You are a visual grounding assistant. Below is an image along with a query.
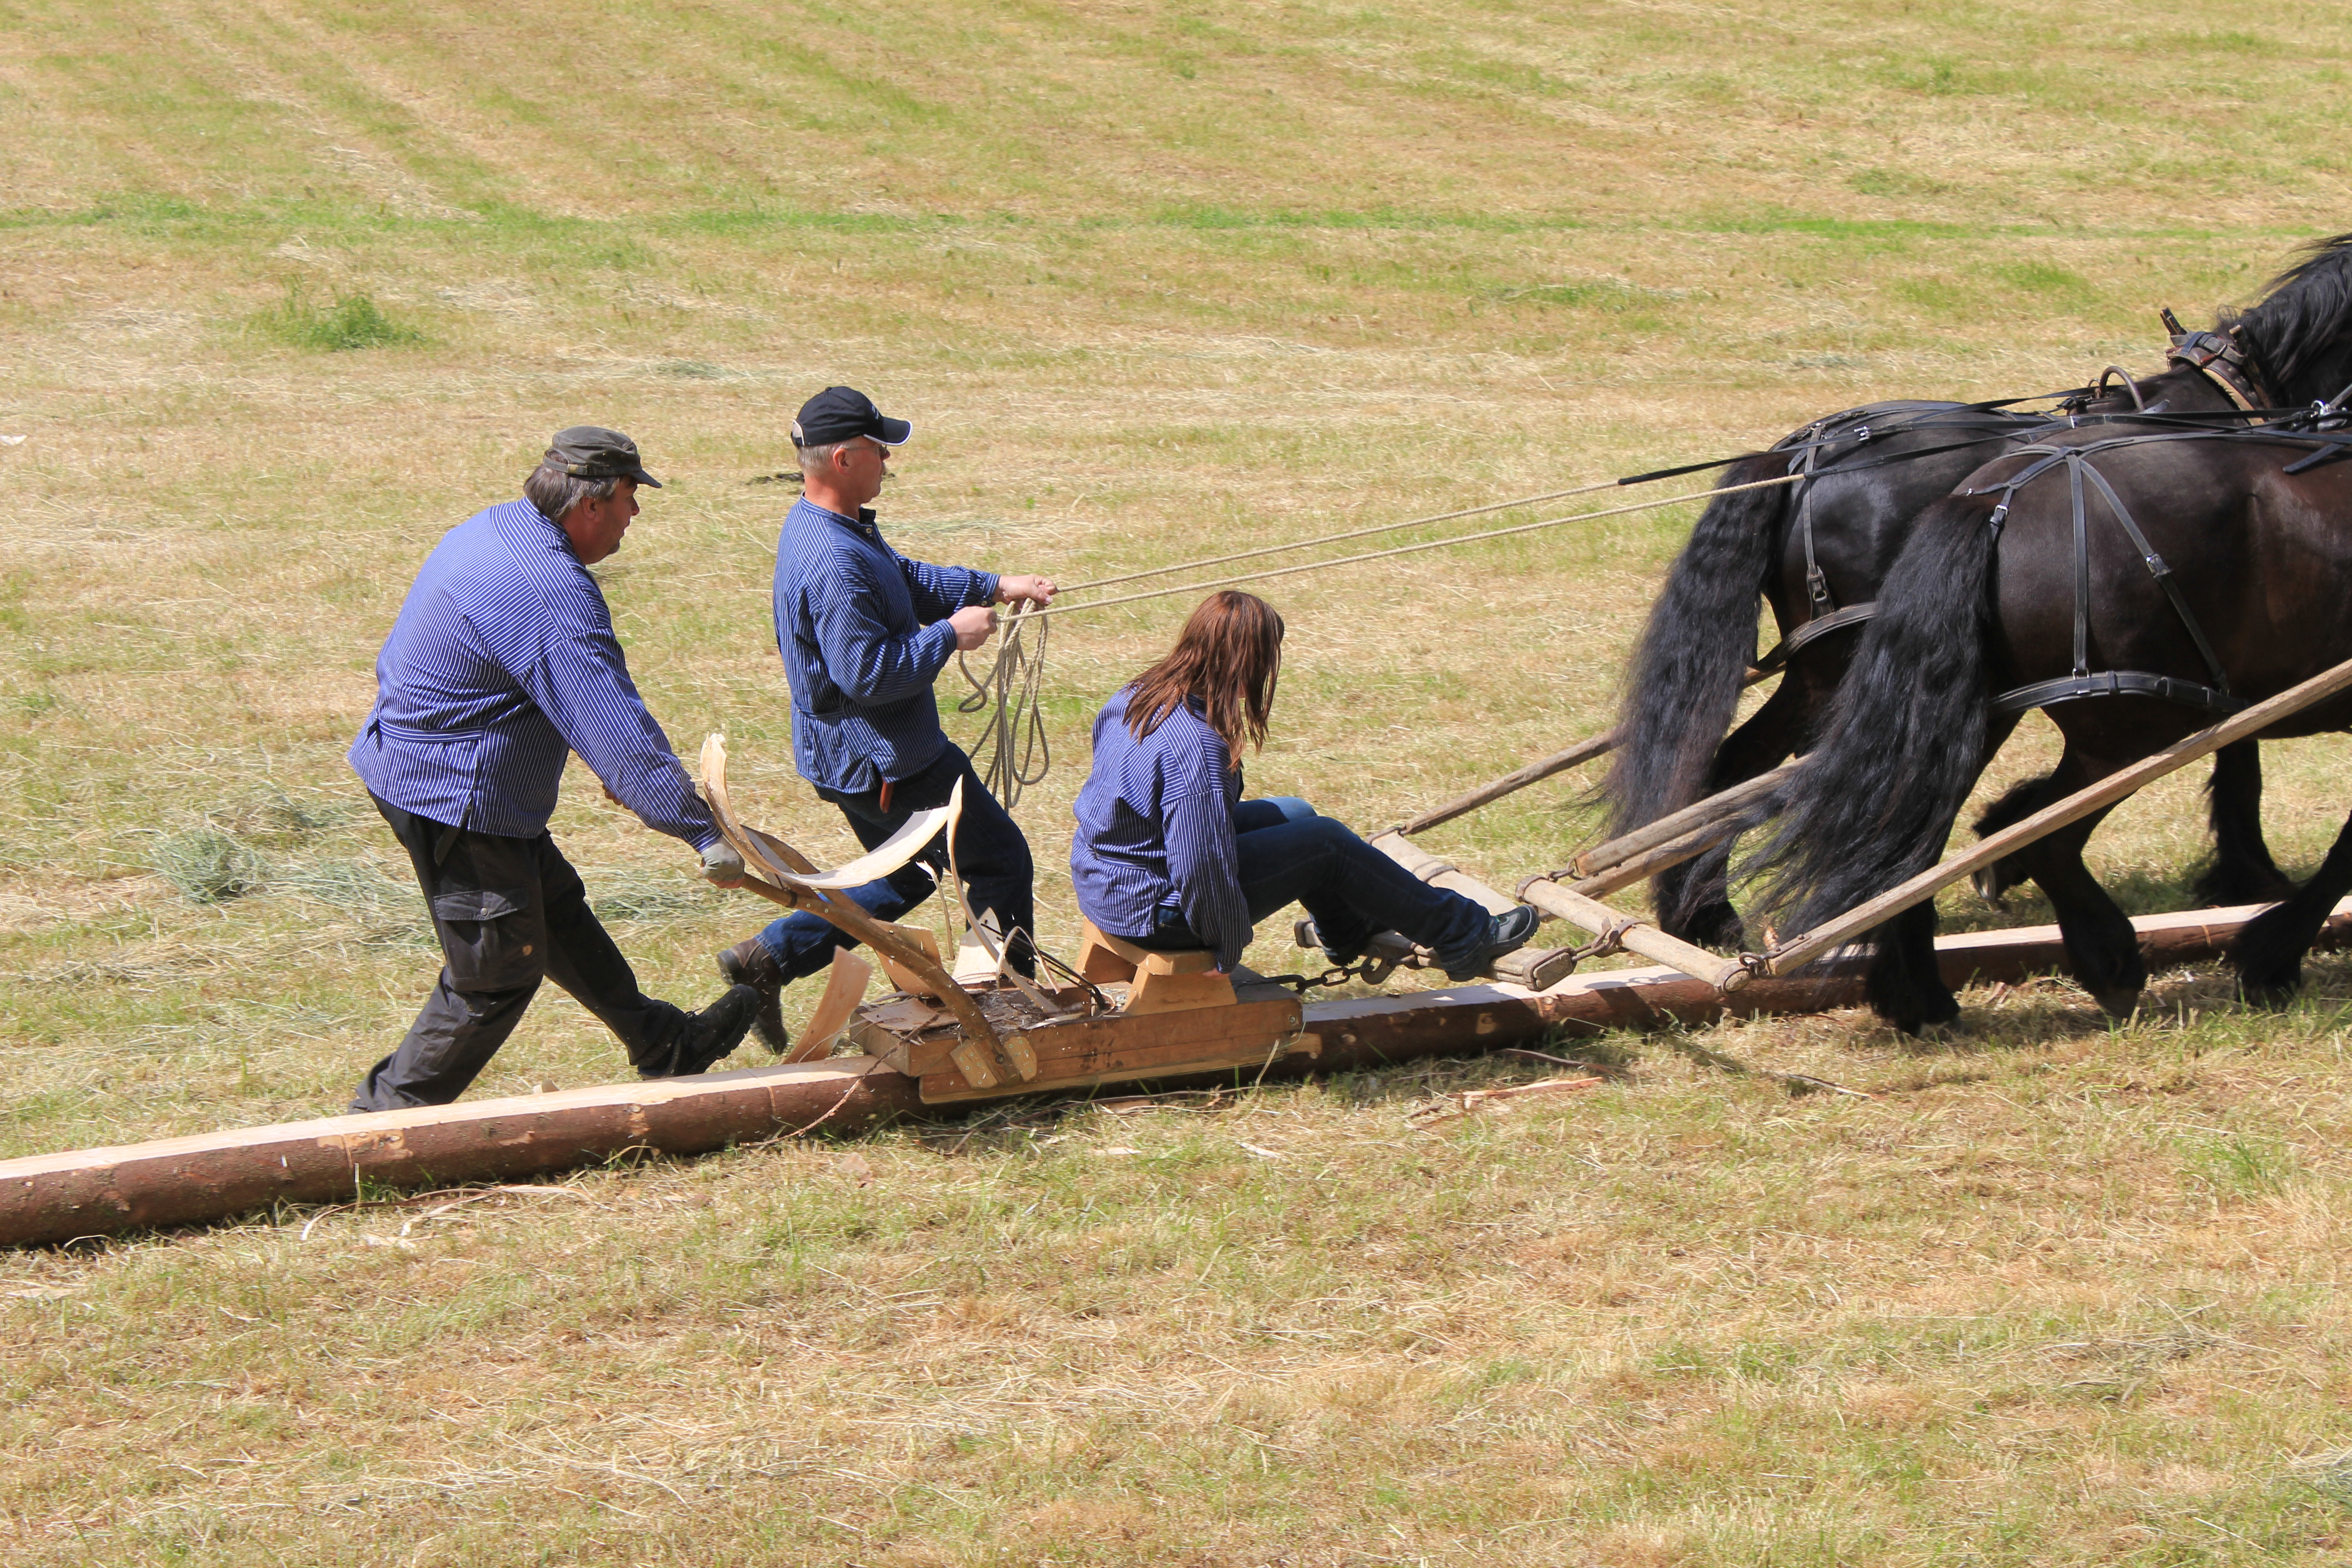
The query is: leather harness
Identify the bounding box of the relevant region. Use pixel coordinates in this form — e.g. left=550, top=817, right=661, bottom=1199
left=1967, top=432, right=2250, bottom=719
left=1752, top=404, right=2040, bottom=675
left=1753, top=318, right=2278, bottom=716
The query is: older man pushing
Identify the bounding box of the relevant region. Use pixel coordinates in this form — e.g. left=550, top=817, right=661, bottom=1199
left=348, top=427, right=758, bottom=1111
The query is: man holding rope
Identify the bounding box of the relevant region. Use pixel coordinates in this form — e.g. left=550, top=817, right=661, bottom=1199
left=716, top=387, right=1058, bottom=1048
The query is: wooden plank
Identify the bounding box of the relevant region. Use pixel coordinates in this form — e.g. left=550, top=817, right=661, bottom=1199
left=785, top=949, right=874, bottom=1063
left=916, top=995, right=1305, bottom=1104
left=1763, top=652, right=2352, bottom=978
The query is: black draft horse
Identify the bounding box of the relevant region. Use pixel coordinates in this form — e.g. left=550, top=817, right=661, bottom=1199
left=1603, top=363, right=2296, bottom=951
left=1745, top=233, right=2352, bottom=1031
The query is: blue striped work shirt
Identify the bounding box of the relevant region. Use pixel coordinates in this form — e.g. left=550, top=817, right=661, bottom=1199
left=774, top=498, right=998, bottom=794
left=1069, top=689, right=1252, bottom=971
left=349, top=499, right=719, bottom=849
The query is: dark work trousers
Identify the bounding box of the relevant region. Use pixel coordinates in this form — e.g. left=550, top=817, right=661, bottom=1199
left=353, top=794, right=690, bottom=1112
left=1132, top=797, right=1491, bottom=970
left=753, top=743, right=1036, bottom=978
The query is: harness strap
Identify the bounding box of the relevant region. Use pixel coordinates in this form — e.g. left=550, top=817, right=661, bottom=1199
left=1972, top=437, right=2241, bottom=719
left=1994, top=671, right=2247, bottom=718
left=2073, top=460, right=2234, bottom=696
left=1754, top=601, right=1877, bottom=675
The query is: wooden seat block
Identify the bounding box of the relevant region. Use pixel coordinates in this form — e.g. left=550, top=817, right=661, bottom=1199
left=1125, top=967, right=1237, bottom=1014
left=1076, top=919, right=1234, bottom=1013
left=1077, top=919, right=1218, bottom=978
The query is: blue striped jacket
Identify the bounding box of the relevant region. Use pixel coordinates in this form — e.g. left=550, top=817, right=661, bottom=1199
left=774, top=498, right=997, bottom=793
left=1069, top=689, right=1252, bottom=970
left=348, top=499, right=718, bottom=848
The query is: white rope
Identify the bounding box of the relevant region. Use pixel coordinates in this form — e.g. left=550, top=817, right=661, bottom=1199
left=1030, top=471, right=1803, bottom=620
left=1060, top=478, right=1635, bottom=593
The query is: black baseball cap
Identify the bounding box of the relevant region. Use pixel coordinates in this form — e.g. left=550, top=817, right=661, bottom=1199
left=545, top=426, right=662, bottom=488
left=791, top=386, right=912, bottom=449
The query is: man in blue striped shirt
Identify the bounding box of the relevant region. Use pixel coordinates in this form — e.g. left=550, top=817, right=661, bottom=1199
left=348, top=427, right=759, bottom=1110
left=716, top=388, right=1056, bottom=1044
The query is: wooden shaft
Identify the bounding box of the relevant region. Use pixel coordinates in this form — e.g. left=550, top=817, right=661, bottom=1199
left=1763, top=651, right=2352, bottom=977
left=1571, top=758, right=1798, bottom=877
left=1395, top=729, right=1619, bottom=837
left=1566, top=812, right=1747, bottom=901
left=1369, top=829, right=1518, bottom=914
left=1395, top=668, right=1774, bottom=838
left=1521, top=878, right=1754, bottom=992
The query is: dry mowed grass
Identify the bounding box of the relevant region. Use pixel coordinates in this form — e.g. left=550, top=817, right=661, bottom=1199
left=7, top=1, right=2352, bottom=1561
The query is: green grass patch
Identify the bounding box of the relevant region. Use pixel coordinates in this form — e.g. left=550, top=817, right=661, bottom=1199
left=250, top=285, right=427, bottom=352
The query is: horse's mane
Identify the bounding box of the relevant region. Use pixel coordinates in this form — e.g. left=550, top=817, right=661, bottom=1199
left=2222, top=232, right=2352, bottom=402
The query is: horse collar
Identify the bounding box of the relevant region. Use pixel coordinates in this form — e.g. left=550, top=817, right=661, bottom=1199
left=2165, top=325, right=2266, bottom=412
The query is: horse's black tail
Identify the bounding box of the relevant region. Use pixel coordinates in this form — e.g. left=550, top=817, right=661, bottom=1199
left=1743, top=494, right=1999, bottom=935
left=1602, top=457, right=1786, bottom=835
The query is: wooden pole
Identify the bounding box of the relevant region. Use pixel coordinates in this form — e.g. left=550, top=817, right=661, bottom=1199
left=1570, top=759, right=1797, bottom=878
left=1519, top=877, right=1756, bottom=993
left=1395, top=669, right=1773, bottom=838
left=1761, top=652, right=2352, bottom=979
left=1393, top=729, right=1619, bottom=837
left=6, top=899, right=2344, bottom=1246
left=1563, top=813, right=1749, bottom=901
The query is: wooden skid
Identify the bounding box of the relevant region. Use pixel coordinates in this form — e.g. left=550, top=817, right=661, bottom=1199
left=3, top=900, right=2344, bottom=1246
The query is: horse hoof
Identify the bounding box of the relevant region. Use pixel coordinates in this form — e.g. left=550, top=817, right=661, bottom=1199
left=1970, top=867, right=2006, bottom=906
left=2089, top=986, right=2142, bottom=1020
left=2235, top=970, right=2302, bottom=1009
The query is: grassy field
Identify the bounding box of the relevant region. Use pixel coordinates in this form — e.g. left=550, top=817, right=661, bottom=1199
left=7, top=0, right=2352, bottom=1560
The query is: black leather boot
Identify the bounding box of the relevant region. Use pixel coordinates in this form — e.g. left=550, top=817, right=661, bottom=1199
left=642, top=983, right=760, bottom=1078
left=715, top=937, right=791, bottom=1054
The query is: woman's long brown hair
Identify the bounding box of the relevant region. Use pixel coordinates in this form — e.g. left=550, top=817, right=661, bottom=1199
left=1124, top=590, right=1285, bottom=753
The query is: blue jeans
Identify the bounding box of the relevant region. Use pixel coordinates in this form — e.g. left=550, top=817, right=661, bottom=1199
left=1135, top=798, right=1491, bottom=971
left=751, top=744, right=1036, bottom=984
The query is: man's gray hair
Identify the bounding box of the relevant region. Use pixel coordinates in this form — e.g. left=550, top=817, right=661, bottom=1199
left=795, top=439, right=849, bottom=476
left=524, top=462, right=620, bottom=521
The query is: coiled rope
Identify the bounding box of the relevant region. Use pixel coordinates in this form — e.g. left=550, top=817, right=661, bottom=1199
left=956, top=602, right=1051, bottom=811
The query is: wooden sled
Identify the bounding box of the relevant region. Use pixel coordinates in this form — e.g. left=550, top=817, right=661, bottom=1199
left=701, top=736, right=1306, bottom=1103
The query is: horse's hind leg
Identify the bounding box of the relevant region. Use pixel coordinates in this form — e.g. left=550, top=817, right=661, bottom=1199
left=2232, top=808, right=2352, bottom=1004
left=2011, top=794, right=2145, bottom=1017
left=1864, top=900, right=1960, bottom=1033
left=1970, top=772, right=2071, bottom=904
left=1652, top=678, right=1811, bottom=949
left=2196, top=741, right=2295, bottom=907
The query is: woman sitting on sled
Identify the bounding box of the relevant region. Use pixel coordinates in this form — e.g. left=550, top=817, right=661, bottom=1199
left=1068, top=589, right=1539, bottom=978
